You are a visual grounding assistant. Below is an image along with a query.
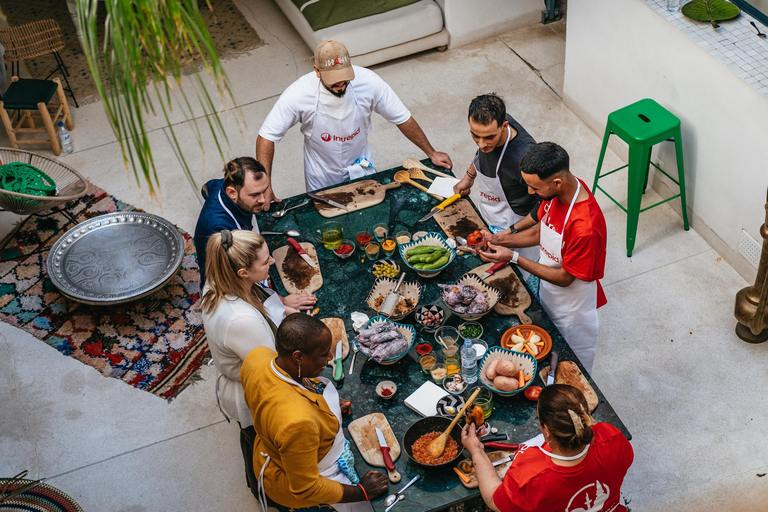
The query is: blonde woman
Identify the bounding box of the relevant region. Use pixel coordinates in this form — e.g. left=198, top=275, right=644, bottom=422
left=201, top=229, right=298, bottom=497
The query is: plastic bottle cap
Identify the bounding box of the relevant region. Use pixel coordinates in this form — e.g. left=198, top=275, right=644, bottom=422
left=58, top=122, right=64, bottom=126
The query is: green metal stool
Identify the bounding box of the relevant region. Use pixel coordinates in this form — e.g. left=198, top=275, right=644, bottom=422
left=592, top=98, right=689, bottom=257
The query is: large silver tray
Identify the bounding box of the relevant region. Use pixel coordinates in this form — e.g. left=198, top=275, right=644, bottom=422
left=46, top=212, right=185, bottom=305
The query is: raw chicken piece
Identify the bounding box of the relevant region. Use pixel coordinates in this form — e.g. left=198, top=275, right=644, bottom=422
left=370, top=330, right=401, bottom=344
left=372, top=337, right=409, bottom=361
left=460, top=285, right=478, bottom=304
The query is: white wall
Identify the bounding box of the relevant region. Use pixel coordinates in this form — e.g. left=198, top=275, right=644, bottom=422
left=436, top=0, right=542, bottom=48
left=563, top=0, right=768, bottom=271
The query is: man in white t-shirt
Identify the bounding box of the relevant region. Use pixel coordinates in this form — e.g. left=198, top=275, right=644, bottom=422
left=256, top=39, right=452, bottom=203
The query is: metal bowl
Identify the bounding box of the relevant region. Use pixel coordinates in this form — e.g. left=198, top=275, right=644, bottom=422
left=46, top=212, right=184, bottom=305
left=403, top=416, right=464, bottom=468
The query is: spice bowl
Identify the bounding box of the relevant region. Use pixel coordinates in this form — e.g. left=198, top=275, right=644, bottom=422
left=376, top=380, right=397, bottom=399
left=371, top=259, right=400, bottom=278
left=459, top=321, right=484, bottom=341
left=442, top=374, right=467, bottom=395
left=333, top=239, right=356, bottom=260
left=414, top=304, right=446, bottom=333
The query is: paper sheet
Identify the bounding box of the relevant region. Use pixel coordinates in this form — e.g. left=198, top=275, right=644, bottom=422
left=427, top=177, right=459, bottom=198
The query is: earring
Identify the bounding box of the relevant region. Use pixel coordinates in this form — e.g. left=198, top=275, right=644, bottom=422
left=297, top=364, right=301, bottom=380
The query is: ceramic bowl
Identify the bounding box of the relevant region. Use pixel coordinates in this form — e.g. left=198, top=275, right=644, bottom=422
left=370, top=258, right=400, bottom=279
left=353, top=316, right=416, bottom=365
left=442, top=374, right=467, bottom=395
left=477, top=347, right=538, bottom=397
left=365, top=276, right=422, bottom=321
left=459, top=321, right=484, bottom=340
left=439, top=273, right=501, bottom=321
left=399, top=232, right=456, bottom=278
left=500, top=324, right=552, bottom=362
left=376, top=380, right=397, bottom=399
left=413, top=304, right=447, bottom=332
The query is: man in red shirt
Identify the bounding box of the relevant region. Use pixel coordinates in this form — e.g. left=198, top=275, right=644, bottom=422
left=479, top=142, right=607, bottom=372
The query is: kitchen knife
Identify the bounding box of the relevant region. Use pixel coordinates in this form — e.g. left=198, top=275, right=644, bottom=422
left=333, top=342, right=343, bottom=381
left=375, top=427, right=402, bottom=483
left=307, top=191, right=349, bottom=211
left=286, top=238, right=318, bottom=269
left=481, top=262, right=506, bottom=280
left=547, top=351, right=559, bottom=386
left=418, top=193, right=462, bottom=222
left=484, top=442, right=519, bottom=451
left=493, top=456, right=512, bottom=467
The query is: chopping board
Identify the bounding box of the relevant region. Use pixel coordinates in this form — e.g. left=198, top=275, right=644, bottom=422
left=456, top=450, right=515, bottom=489
left=272, top=242, right=323, bottom=294
left=434, top=199, right=487, bottom=241
left=469, top=263, right=532, bottom=323
left=321, top=317, right=349, bottom=377
left=539, top=361, right=599, bottom=412
left=312, top=180, right=401, bottom=218
left=348, top=413, right=401, bottom=483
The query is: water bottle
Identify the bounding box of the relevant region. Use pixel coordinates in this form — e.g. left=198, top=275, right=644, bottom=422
left=58, top=122, right=73, bottom=154
left=461, top=338, right=478, bottom=383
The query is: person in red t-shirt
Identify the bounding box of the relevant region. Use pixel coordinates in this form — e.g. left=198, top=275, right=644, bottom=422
left=461, top=384, right=633, bottom=512
left=478, top=142, right=607, bottom=372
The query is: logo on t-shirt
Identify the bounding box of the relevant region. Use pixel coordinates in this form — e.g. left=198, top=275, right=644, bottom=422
left=566, top=480, right=612, bottom=512
left=321, top=132, right=331, bottom=142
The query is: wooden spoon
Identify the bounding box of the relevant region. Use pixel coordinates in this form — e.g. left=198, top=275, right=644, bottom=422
left=408, top=168, right=433, bottom=183
left=402, top=158, right=452, bottom=179
left=427, top=387, right=481, bottom=458
left=394, top=170, right=444, bottom=200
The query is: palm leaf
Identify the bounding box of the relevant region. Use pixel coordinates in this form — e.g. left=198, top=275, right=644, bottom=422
left=75, top=0, right=240, bottom=198
left=682, top=0, right=740, bottom=28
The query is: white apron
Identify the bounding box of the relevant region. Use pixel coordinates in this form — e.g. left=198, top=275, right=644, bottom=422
left=538, top=181, right=599, bottom=373
left=304, top=83, right=375, bottom=191
left=474, top=126, right=538, bottom=280
left=258, top=362, right=373, bottom=512
left=217, top=190, right=285, bottom=324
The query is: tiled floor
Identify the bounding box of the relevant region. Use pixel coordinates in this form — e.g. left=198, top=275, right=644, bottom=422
left=2, top=2, right=766, bottom=511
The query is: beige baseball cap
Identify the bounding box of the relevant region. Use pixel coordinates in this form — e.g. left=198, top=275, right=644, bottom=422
left=314, top=40, right=355, bottom=84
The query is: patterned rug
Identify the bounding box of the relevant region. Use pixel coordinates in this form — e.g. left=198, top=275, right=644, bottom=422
left=0, top=183, right=207, bottom=400
left=0, top=0, right=264, bottom=105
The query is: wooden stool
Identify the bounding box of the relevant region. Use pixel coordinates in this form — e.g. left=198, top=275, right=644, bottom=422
left=0, top=18, right=78, bottom=107
left=0, top=77, right=74, bottom=156
left=592, top=98, right=689, bottom=257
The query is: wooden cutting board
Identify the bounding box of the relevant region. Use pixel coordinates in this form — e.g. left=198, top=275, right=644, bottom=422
left=348, top=413, right=401, bottom=483
left=456, top=450, right=514, bottom=489
left=469, top=263, right=532, bottom=323
left=539, top=361, right=599, bottom=412
left=322, top=318, right=349, bottom=377
left=312, top=180, right=401, bottom=218
left=272, top=242, right=323, bottom=294
left=434, top=199, right=487, bottom=241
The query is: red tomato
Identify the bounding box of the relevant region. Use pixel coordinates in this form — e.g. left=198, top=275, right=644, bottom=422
left=524, top=386, right=542, bottom=401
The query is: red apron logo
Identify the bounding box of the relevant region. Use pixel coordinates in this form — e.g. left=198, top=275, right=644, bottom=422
left=321, top=132, right=331, bottom=142
left=320, top=127, right=361, bottom=143
left=479, top=191, right=502, bottom=202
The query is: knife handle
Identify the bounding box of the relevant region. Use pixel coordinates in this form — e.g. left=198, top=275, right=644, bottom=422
left=306, top=191, right=325, bottom=203
left=333, top=358, right=343, bottom=381
left=487, top=261, right=506, bottom=276
left=484, top=442, right=519, bottom=450
left=380, top=446, right=401, bottom=483
left=437, top=193, right=462, bottom=210
left=549, top=351, right=558, bottom=374
left=286, top=238, right=304, bottom=254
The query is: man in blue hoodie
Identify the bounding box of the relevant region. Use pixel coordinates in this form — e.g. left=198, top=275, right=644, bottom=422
left=194, top=157, right=316, bottom=311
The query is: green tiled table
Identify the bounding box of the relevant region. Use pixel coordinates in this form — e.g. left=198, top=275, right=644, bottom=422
left=257, top=162, right=631, bottom=512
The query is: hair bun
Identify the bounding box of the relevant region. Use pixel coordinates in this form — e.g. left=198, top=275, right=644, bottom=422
left=221, top=230, right=233, bottom=251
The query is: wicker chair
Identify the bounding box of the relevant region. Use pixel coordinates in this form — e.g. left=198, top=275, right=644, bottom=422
left=0, top=147, right=87, bottom=216
left=0, top=18, right=78, bottom=107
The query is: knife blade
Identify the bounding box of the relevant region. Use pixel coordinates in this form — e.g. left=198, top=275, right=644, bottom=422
left=307, top=191, right=349, bottom=211
left=375, top=427, right=401, bottom=483
left=333, top=341, right=343, bottom=381
left=547, top=351, right=559, bottom=386
left=493, top=456, right=512, bottom=467
left=286, top=238, right=318, bottom=269
left=481, top=262, right=506, bottom=280
left=480, top=433, right=509, bottom=443
left=418, top=193, right=462, bottom=222
left=484, top=442, right=520, bottom=451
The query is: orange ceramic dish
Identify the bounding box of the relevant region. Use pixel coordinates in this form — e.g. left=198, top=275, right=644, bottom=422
left=500, top=325, right=552, bottom=362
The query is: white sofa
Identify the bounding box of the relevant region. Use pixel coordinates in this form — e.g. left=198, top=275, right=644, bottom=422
left=273, top=0, right=449, bottom=67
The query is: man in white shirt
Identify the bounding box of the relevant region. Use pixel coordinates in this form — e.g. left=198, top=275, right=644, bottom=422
left=256, top=39, right=452, bottom=204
